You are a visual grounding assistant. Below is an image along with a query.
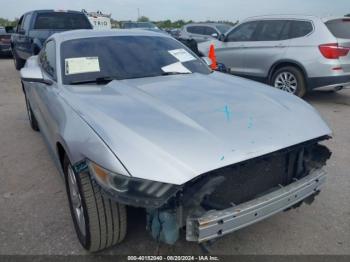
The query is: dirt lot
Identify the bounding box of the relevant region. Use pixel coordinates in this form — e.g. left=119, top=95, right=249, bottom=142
left=0, top=57, right=349, bottom=255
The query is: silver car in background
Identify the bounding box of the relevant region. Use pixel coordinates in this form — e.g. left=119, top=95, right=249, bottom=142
left=180, top=22, right=232, bottom=43
left=198, top=15, right=350, bottom=97
left=20, top=29, right=331, bottom=252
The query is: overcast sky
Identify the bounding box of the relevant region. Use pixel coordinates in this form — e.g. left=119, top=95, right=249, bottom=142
left=1, top=0, right=349, bottom=21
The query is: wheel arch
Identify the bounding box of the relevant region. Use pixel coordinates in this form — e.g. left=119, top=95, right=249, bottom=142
left=268, top=60, right=308, bottom=83
left=56, top=141, right=72, bottom=174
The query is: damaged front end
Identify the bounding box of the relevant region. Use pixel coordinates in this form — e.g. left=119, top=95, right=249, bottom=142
left=146, top=137, right=331, bottom=245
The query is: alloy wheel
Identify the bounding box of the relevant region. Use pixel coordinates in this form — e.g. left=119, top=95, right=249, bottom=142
left=67, top=165, right=86, bottom=236
left=274, top=72, right=298, bottom=94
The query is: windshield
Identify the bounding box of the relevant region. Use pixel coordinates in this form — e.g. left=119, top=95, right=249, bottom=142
left=216, top=24, right=231, bottom=34
left=34, top=12, right=92, bottom=30
left=61, top=36, right=210, bottom=85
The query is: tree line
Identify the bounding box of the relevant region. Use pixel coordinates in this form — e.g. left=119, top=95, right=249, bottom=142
left=134, top=16, right=238, bottom=28
left=0, top=17, right=18, bottom=27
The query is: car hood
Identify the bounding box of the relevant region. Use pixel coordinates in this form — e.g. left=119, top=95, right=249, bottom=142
left=60, top=72, right=331, bottom=184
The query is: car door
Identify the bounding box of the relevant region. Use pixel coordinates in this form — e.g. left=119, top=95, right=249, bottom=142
left=13, top=15, right=24, bottom=57
left=186, top=26, right=208, bottom=43
left=243, top=20, right=291, bottom=78
left=215, top=21, right=259, bottom=75
left=16, top=13, right=33, bottom=59
left=32, top=40, right=61, bottom=150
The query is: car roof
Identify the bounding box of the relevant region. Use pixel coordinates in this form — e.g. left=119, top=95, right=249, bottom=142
left=50, top=29, right=171, bottom=44
left=25, top=9, right=85, bottom=15
left=243, top=14, right=320, bottom=22
left=186, top=23, right=230, bottom=27
left=321, top=16, right=350, bottom=22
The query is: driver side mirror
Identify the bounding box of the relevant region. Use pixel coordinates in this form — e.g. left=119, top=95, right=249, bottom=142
left=211, top=33, right=218, bottom=39
left=20, top=64, right=53, bottom=86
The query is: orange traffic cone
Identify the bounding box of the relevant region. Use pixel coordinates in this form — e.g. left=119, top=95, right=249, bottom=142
left=208, top=44, right=218, bottom=70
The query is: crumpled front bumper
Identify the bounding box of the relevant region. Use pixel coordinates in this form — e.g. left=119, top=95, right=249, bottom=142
left=186, top=168, right=326, bottom=242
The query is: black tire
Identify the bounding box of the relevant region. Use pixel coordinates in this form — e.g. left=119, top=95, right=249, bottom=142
left=13, top=49, right=25, bottom=70
left=64, top=156, right=127, bottom=252
left=271, top=66, right=307, bottom=97
left=24, top=92, right=40, bottom=131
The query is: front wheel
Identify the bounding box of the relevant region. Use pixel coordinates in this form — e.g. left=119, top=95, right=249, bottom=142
left=271, top=66, right=306, bottom=97
left=64, top=156, right=127, bottom=252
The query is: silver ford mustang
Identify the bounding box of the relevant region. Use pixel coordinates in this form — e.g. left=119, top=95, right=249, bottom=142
left=20, top=30, right=332, bottom=252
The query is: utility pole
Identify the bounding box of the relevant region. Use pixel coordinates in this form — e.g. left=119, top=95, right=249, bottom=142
left=137, top=8, right=140, bottom=20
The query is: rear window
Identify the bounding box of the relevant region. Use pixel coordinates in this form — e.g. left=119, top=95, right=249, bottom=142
left=34, top=12, right=92, bottom=30
left=326, top=19, right=350, bottom=39
left=289, top=21, right=313, bottom=38
left=187, top=26, right=204, bottom=34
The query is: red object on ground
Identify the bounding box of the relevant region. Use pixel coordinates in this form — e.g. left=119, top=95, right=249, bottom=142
left=208, top=44, right=218, bottom=70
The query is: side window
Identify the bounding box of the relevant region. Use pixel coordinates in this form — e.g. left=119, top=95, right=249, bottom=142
left=204, top=27, right=217, bottom=36
left=254, top=20, right=287, bottom=41
left=187, top=26, right=209, bottom=35
left=226, top=21, right=259, bottom=42
left=187, top=26, right=199, bottom=34
left=289, top=21, right=313, bottom=38
left=16, top=16, right=23, bottom=32
left=39, top=41, right=56, bottom=80
left=23, top=13, right=32, bottom=31
left=280, top=21, right=292, bottom=40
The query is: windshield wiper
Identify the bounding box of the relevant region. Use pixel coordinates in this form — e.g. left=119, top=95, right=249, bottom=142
left=69, top=76, right=118, bottom=85
left=161, top=72, right=192, bottom=76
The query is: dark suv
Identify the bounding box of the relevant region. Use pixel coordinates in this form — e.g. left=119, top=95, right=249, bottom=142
left=11, top=10, right=92, bottom=70
left=0, top=26, right=14, bottom=56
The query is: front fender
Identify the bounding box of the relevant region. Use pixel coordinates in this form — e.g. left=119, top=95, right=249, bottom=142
left=55, top=94, right=130, bottom=177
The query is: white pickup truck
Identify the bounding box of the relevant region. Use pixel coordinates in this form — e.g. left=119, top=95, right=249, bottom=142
left=83, top=10, right=112, bottom=30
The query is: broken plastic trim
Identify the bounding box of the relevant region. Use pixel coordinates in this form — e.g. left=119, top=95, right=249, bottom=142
left=186, top=168, right=327, bottom=242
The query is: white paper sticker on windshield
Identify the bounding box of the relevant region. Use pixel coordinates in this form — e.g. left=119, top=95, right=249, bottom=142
left=161, top=62, right=191, bottom=74
left=65, top=57, right=100, bottom=75
left=168, top=48, right=196, bottom=63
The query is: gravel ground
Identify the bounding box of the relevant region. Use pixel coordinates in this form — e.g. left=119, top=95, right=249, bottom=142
left=0, top=57, right=349, bottom=255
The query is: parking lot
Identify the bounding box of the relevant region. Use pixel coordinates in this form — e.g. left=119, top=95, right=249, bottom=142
left=0, top=56, right=349, bottom=255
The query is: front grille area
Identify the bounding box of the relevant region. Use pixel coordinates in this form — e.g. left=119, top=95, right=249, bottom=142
left=204, top=153, right=289, bottom=209
left=197, top=142, right=322, bottom=210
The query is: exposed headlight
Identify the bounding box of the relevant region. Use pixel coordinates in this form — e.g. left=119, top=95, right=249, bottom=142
left=87, top=161, right=181, bottom=208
